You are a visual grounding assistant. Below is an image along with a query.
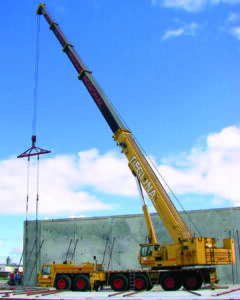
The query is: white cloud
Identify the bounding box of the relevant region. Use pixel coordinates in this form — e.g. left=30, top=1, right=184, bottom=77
left=162, top=28, right=185, bottom=40
left=230, top=26, right=240, bottom=39
left=159, top=126, right=240, bottom=206
left=225, top=13, right=240, bottom=40
left=75, top=149, right=136, bottom=196
left=0, top=126, right=239, bottom=216
left=162, top=22, right=198, bottom=40
left=221, top=12, right=240, bottom=40
left=153, top=0, right=240, bottom=12
left=162, top=0, right=207, bottom=12
left=70, top=215, right=86, bottom=218
left=212, top=0, right=240, bottom=3
left=0, top=150, right=135, bottom=216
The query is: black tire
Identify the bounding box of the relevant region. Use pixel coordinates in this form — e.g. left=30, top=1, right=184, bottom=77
left=161, top=273, right=182, bottom=291
left=183, top=272, right=203, bottom=290
left=134, top=274, right=149, bottom=291
left=110, top=274, right=128, bottom=291
left=73, top=274, right=90, bottom=291
left=54, top=274, right=71, bottom=290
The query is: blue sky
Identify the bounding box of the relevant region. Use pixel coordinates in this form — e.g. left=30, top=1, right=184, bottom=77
left=0, top=0, right=239, bottom=264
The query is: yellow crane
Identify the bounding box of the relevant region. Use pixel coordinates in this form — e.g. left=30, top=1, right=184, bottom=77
left=36, top=3, right=236, bottom=291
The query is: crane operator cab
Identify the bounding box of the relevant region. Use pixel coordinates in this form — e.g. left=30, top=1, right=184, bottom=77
left=139, top=243, right=163, bottom=268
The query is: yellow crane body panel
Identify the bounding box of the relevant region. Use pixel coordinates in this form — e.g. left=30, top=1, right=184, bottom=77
left=139, top=237, right=235, bottom=269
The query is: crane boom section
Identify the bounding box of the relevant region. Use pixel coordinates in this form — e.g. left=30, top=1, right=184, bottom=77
left=114, top=128, right=193, bottom=242
left=37, top=4, right=124, bottom=134
left=37, top=3, right=192, bottom=243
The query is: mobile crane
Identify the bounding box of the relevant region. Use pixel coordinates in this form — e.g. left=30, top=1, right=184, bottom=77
left=36, top=3, right=236, bottom=292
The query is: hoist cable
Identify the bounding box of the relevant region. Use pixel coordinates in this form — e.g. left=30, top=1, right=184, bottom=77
left=26, top=156, right=30, bottom=224
left=152, top=158, right=202, bottom=236
left=35, top=156, right=40, bottom=273
left=36, top=156, right=40, bottom=223
left=32, top=15, right=41, bottom=137
left=24, top=156, right=31, bottom=268
left=32, top=15, right=41, bottom=271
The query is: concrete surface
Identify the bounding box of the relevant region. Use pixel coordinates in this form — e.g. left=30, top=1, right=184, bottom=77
left=23, top=207, right=240, bottom=286
left=1, top=285, right=240, bottom=299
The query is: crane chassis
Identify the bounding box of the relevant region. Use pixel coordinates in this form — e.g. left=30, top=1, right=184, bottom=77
left=38, top=261, right=217, bottom=291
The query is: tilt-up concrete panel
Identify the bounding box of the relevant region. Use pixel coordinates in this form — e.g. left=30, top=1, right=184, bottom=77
left=23, top=207, right=240, bottom=286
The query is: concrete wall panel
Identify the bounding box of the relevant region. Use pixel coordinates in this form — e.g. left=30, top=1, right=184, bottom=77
left=23, top=207, right=240, bottom=286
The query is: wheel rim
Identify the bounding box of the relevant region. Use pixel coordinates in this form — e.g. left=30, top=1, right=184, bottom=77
left=58, top=279, right=66, bottom=289
left=165, top=277, right=175, bottom=288
left=186, top=277, right=197, bottom=288
left=135, top=278, right=144, bottom=289
left=114, top=279, right=123, bottom=289
left=76, top=279, right=85, bottom=289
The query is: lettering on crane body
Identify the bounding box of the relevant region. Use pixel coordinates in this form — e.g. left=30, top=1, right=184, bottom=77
left=82, top=75, right=103, bottom=109
left=130, top=155, right=158, bottom=203
left=67, top=50, right=82, bottom=73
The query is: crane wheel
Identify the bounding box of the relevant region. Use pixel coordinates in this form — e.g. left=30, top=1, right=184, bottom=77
left=183, top=272, right=203, bottom=290
left=134, top=274, right=149, bottom=291
left=110, top=274, right=128, bottom=291
left=54, top=274, right=71, bottom=290
left=160, top=273, right=181, bottom=291
left=73, top=274, right=90, bottom=291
